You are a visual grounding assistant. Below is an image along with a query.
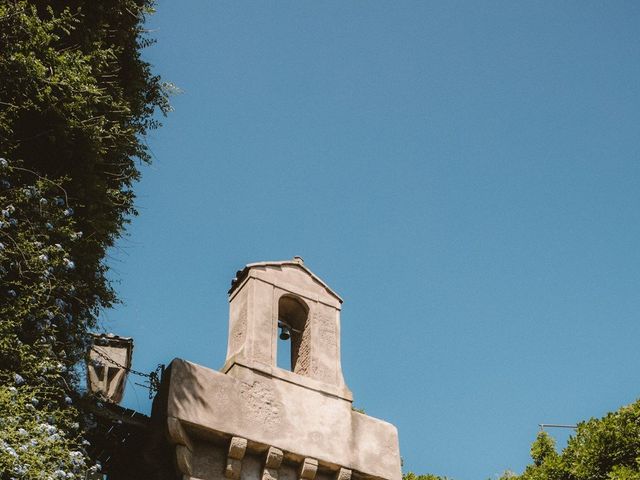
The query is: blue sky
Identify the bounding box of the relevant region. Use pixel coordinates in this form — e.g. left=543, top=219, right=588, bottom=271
left=104, top=2, right=640, bottom=479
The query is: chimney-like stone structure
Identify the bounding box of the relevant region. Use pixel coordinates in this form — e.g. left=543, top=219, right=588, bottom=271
left=87, top=333, right=133, bottom=404
left=155, top=259, right=401, bottom=480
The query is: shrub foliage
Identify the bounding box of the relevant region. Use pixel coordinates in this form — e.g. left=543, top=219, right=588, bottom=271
left=0, top=0, right=168, bottom=477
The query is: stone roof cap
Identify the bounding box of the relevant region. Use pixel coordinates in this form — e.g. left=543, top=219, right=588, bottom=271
left=228, top=257, right=343, bottom=303
left=90, top=332, right=133, bottom=343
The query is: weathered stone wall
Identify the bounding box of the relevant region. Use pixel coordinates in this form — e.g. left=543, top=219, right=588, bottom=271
left=160, top=260, right=401, bottom=480
left=160, top=360, right=401, bottom=480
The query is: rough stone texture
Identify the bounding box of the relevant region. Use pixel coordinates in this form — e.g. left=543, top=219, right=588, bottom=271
left=239, top=378, right=282, bottom=433
left=292, top=312, right=312, bottom=376
left=229, top=437, right=248, bottom=460
left=311, top=306, right=339, bottom=385
left=335, top=469, right=352, bottom=480
left=157, top=260, right=402, bottom=480
left=225, top=437, right=248, bottom=479
left=299, top=458, right=318, bottom=480
left=262, top=447, right=284, bottom=480
left=265, top=447, right=284, bottom=469
left=191, top=441, right=226, bottom=480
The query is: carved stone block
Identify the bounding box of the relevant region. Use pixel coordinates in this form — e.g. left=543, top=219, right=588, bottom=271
left=228, top=436, right=248, bottom=460
left=225, top=436, right=248, bottom=479
left=262, top=446, right=284, bottom=480
left=335, top=468, right=352, bottom=480
left=265, top=446, right=283, bottom=469
left=299, top=458, right=318, bottom=480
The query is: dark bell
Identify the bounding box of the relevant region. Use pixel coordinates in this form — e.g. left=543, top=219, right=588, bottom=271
left=279, top=326, right=291, bottom=340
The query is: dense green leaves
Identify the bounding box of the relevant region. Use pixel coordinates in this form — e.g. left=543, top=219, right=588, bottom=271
left=406, top=400, right=640, bottom=480
left=0, top=162, right=99, bottom=477
left=508, top=400, right=640, bottom=480
left=404, top=472, right=452, bottom=480
left=0, top=0, right=167, bottom=477
left=531, top=432, right=557, bottom=467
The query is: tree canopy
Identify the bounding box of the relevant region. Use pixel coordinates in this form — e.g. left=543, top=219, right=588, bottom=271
left=404, top=472, right=451, bottom=480
left=509, top=399, right=640, bottom=480
left=404, top=398, right=640, bottom=480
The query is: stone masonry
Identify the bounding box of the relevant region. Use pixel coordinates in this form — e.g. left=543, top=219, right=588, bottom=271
left=153, top=258, right=402, bottom=480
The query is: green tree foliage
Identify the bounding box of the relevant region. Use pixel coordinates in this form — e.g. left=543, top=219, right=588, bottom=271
left=0, top=0, right=168, bottom=477
left=404, top=471, right=452, bottom=480
left=407, top=400, right=640, bottom=480
left=510, top=400, right=640, bottom=480
left=531, top=432, right=557, bottom=467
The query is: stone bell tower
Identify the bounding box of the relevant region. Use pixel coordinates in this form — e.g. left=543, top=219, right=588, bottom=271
left=155, top=258, right=401, bottom=480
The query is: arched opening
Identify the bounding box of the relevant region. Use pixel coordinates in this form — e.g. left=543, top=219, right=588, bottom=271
left=277, top=295, right=310, bottom=374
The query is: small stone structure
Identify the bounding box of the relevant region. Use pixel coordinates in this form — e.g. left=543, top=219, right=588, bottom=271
left=154, top=258, right=401, bottom=480
left=87, top=333, right=134, bottom=404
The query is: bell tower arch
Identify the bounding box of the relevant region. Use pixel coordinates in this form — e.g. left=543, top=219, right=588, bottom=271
left=223, top=257, right=349, bottom=399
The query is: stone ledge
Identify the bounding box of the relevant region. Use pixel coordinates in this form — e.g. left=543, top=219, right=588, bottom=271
left=221, top=357, right=354, bottom=402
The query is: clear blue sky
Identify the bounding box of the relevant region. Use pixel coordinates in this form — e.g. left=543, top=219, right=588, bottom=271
left=104, top=2, right=640, bottom=479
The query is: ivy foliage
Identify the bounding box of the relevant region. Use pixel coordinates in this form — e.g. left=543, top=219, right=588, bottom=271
left=0, top=0, right=168, bottom=477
